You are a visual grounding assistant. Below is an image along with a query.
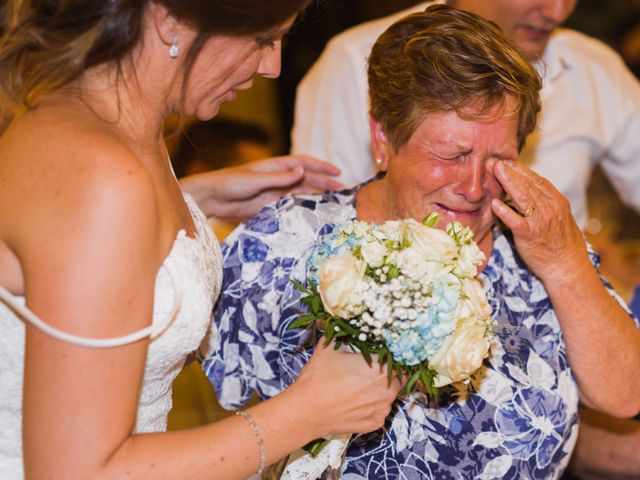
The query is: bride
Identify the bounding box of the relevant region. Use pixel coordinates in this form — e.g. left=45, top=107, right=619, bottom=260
left=0, top=1, right=401, bottom=478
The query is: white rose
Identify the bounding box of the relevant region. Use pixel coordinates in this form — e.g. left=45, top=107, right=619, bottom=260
left=405, top=219, right=457, bottom=262
left=453, top=243, right=485, bottom=278
left=361, top=240, right=387, bottom=267
left=396, top=246, right=428, bottom=280
left=385, top=250, right=399, bottom=265
left=459, top=278, right=492, bottom=320
left=318, top=253, right=366, bottom=317
left=352, top=220, right=371, bottom=239
left=379, top=220, right=404, bottom=243
left=423, top=260, right=453, bottom=280
left=430, top=318, right=491, bottom=387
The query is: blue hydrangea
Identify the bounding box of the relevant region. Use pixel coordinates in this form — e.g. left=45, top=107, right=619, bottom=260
left=384, top=279, right=461, bottom=366
left=307, top=227, right=368, bottom=285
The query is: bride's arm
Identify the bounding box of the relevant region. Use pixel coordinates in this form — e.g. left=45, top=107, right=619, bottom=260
left=109, top=346, right=396, bottom=479
left=16, top=138, right=395, bottom=480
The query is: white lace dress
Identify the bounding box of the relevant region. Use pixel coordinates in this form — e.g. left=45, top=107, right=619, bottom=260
left=0, top=194, right=222, bottom=479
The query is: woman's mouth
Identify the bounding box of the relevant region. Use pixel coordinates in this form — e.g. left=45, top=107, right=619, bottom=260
left=434, top=203, right=481, bottom=218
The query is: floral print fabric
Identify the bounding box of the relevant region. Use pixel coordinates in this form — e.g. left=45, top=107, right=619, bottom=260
left=201, top=186, right=636, bottom=479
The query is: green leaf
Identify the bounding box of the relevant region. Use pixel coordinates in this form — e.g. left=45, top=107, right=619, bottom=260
left=335, top=319, right=359, bottom=336
left=378, top=349, right=387, bottom=365
left=406, top=371, right=421, bottom=395
left=386, top=355, right=394, bottom=380
left=420, top=370, right=433, bottom=391
left=310, top=296, right=320, bottom=314
left=387, top=264, right=400, bottom=280
left=394, top=362, right=404, bottom=379
left=357, top=342, right=373, bottom=366
left=302, top=438, right=330, bottom=457
left=422, top=212, right=440, bottom=228
left=288, top=313, right=316, bottom=330
left=290, top=278, right=311, bottom=294
left=333, top=330, right=351, bottom=339
left=325, top=324, right=336, bottom=342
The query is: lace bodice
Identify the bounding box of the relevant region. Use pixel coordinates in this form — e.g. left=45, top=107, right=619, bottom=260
left=0, top=193, right=222, bottom=479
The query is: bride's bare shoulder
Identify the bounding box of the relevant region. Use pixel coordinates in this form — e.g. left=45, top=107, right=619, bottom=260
left=2, top=101, right=154, bottom=194
left=5, top=102, right=142, bottom=167
left=0, top=101, right=159, bottom=255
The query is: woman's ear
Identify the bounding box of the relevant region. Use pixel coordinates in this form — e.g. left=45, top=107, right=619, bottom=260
left=369, top=116, right=390, bottom=172
left=148, top=1, right=180, bottom=47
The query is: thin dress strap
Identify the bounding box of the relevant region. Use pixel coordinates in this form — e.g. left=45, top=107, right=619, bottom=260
left=0, top=258, right=183, bottom=348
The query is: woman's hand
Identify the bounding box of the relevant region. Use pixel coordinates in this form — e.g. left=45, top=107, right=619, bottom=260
left=489, top=160, right=640, bottom=417
left=179, top=155, right=344, bottom=219
left=290, top=340, right=402, bottom=438
left=489, top=159, right=589, bottom=286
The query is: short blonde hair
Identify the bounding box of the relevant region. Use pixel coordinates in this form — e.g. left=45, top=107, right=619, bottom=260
left=368, top=4, right=541, bottom=152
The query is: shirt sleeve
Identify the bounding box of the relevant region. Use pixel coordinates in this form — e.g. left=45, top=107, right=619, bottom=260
left=597, top=59, right=640, bottom=215
left=200, top=201, right=316, bottom=409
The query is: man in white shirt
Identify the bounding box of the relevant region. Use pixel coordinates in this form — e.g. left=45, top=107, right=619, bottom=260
left=291, top=1, right=640, bottom=477
left=291, top=0, right=640, bottom=229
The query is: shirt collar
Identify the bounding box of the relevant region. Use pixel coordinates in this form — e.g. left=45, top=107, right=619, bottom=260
left=535, top=29, right=571, bottom=88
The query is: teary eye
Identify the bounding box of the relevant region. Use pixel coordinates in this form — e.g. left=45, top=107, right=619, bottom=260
left=439, top=153, right=466, bottom=163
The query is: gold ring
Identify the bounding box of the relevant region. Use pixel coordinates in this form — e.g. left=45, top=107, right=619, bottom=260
left=521, top=204, right=537, bottom=217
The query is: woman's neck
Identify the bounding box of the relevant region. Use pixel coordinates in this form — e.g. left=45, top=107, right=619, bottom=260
left=354, top=178, right=390, bottom=223
left=76, top=64, right=167, bottom=144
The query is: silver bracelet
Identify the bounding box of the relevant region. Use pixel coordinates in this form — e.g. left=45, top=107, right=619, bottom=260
left=236, top=410, right=266, bottom=475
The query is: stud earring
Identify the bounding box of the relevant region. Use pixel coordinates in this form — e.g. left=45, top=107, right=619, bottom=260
left=375, top=157, right=382, bottom=165
left=169, top=36, right=179, bottom=58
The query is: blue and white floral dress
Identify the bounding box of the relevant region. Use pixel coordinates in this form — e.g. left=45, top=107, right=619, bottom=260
left=201, top=186, right=636, bottom=480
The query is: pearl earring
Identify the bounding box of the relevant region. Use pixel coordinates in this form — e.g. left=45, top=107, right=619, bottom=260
left=375, top=158, right=382, bottom=165
left=169, top=36, right=179, bottom=58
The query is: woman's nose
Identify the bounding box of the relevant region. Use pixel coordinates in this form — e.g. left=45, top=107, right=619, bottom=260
left=257, top=42, right=282, bottom=79
left=457, top=160, right=486, bottom=203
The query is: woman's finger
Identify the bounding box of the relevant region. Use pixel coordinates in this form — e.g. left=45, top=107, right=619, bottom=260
left=494, top=161, right=540, bottom=216
left=291, top=170, right=345, bottom=193
left=247, top=155, right=342, bottom=176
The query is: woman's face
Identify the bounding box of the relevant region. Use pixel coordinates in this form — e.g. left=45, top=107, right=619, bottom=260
left=377, top=97, right=520, bottom=250
left=184, top=18, right=294, bottom=120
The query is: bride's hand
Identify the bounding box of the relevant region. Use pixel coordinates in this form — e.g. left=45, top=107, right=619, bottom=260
left=178, top=155, right=344, bottom=219
left=290, top=340, right=402, bottom=438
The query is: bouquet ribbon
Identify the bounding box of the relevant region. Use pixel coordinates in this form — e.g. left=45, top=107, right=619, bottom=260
left=281, top=433, right=351, bottom=480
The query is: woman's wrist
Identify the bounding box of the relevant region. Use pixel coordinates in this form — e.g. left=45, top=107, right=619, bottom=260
left=538, top=251, right=594, bottom=290
left=236, top=411, right=266, bottom=475
left=276, top=376, right=328, bottom=440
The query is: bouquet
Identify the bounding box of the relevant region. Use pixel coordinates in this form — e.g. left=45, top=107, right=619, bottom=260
left=281, top=214, right=495, bottom=480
